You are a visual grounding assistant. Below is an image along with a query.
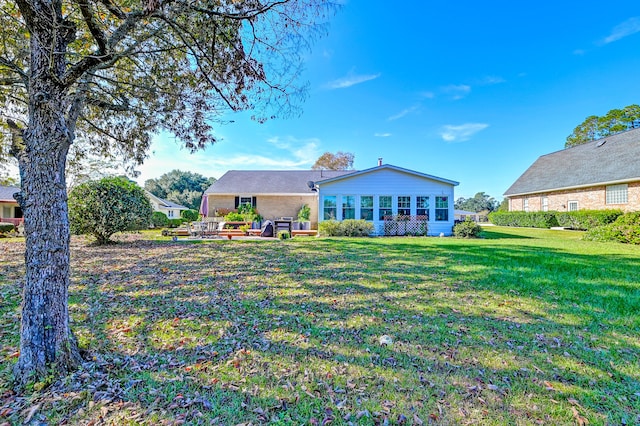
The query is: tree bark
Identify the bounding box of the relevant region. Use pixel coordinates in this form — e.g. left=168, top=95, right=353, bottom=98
left=12, top=1, right=82, bottom=387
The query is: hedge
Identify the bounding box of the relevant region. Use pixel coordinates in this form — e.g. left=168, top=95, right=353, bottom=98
left=0, top=223, right=16, bottom=233
left=584, top=212, right=640, bottom=244
left=318, top=220, right=375, bottom=237
left=488, top=211, right=559, bottom=228
left=555, top=209, right=622, bottom=230
left=488, top=209, right=623, bottom=230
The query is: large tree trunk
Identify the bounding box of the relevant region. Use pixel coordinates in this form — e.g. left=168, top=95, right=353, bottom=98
left=12, top=2, right=81, bottom=387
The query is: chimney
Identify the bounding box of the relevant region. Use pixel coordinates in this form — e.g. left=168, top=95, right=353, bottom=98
left=378, top=157, right=383, bottom=166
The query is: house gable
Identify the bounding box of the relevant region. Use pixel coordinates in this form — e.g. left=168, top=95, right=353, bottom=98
left=505, top=128, right=640, bottom=197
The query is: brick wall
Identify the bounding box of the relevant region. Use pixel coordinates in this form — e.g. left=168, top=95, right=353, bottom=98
left=508, top=181, right=640, bottom=212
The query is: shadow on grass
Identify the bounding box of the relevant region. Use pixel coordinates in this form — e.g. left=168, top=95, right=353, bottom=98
left=3, top=232, right=639, bottom=424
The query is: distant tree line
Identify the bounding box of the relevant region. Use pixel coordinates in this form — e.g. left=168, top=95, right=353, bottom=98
left=566, top=104, right=640, bottom=148
left=144, top=170, right=216, bottom=210
left=454, top=192, right=500, bottom=213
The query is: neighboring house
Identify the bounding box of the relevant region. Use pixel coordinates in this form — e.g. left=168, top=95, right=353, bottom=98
left=316, top=164, right=458, bottom=236
left=0, top=185, right=23, bottom=226
left=202, top=170, right=352, bottom=226
left=202, top=164, right=459, bottom=235
left=505, top=128, right=640, bottom=212
left=145, top=191, right=190, bottom=218
left=454, top=209, right=480, bottom=222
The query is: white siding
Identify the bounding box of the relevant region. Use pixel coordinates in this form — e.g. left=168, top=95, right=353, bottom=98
left=318, top=168, right=456, bottom=236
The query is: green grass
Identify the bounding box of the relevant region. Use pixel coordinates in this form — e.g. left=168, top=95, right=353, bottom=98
left=1, top=227, right=639, bottom=425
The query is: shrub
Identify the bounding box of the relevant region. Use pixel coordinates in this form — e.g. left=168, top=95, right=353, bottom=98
left=181, top=209, right=200, bottom=222
left=453, top=219, right=482, bottom=238
left=584, top=212, right=640, bottom=244
left=0, top=223, right=15, bottom=233
left=277, top=230, right=290, bottom=240
left=168, top=218, right=186, bottom=228
left=555, top=209, right=622, bottom=230
left=297, top=204, right=311, bottom=221
left=224, top=212, right=246, bottom=222
left=488, top=211, right=559, bottom=228
left=69, top=177, right=153, bottom=244
left=318, top=220, right=342, bottom=237
left=340, top=219, right=375, bottom=237
left=151, top=211, right=169, bottom=227
left=318, top=219, right=374, bottom=237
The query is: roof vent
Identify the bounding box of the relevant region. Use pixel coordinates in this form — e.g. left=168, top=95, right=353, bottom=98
left=596, top=139, right=607, bottom=147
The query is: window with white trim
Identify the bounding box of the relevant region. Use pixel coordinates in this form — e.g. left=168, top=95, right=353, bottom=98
left=379, top=196, right=392, bottom=220
left=323, top=196, right=336, bottom=220
left=435, top=196, right=449, bottom=221
left=417, top=196, right=429, bottom=220
left=568, top=201, right=578, bottom=211
left=342, top=196, right=355, bottom=220
left=523, top=198, right=529, bottom=212
left=168, top=210, right=174, bottom=217
left=541, top=196, right=548, bottom=212
left=360, top=196, right=373, bottom=221
left=606, top=184, right=628, bottom=204
left=397, top=196, right=411, bottom=216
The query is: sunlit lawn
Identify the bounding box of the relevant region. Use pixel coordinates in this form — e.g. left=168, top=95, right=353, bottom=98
left=1, top=227, right=639, bottom=425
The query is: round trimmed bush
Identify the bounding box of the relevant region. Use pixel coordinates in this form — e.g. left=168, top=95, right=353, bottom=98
left=453, top=219, right=482, bottom=238
left=69, top=177, right=153, bottom=244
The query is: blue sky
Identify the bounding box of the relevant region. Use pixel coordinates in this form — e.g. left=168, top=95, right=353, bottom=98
left=136, top=1, right=640, bottom=200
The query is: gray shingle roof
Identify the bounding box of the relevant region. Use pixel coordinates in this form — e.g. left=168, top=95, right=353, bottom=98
left=204, top=170, right=354, bottom=195
left=0, top=186, right=20, bottom=202
left=504, top=128, right=640, bottom=196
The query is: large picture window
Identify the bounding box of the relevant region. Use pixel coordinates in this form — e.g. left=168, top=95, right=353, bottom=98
left=417, top=196, right=429, bottom=219
left=606, top=184, right=628, bottom=204
left=379, top=196, right=392, bottom=220
left=398, top=196, right=411, bottom=216
left=435, top=196, right=449, bottom=221
left=342, top=196, right=355, bottom=219
left=323, top=196, right=336, bottom=220
left=360, top=196, right=373, bottom=220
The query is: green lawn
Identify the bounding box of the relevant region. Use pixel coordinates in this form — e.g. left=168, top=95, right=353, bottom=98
left=1, top=227, right=639, bottom=425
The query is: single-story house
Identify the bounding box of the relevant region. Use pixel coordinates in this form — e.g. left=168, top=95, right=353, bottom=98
left=202, top=164, right=459, bottom=236
left=504, top=128, right=640, bottom=212
left=0, top=185, right=22, bottom=226
left=145, top=191, right=190, bottom=218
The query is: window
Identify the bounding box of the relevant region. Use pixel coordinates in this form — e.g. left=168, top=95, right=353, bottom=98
left=398, top=196, right=411, bottom=216
left=168, top=210, right=174, bottom=218
left=523, top=198, right=529, bottom=212
left=435, top=196, right=449, bottom=221
left=568, top=201, right=578, bottom=211
left=342, top=196, right=355, bottom=219
left=360, top=196, right=373, bottom=220
left=541, top=196, right=548, bottom=212
left=417, top=196, right=429, bottom=219
left=379, top=196, right=392, bottom=220
left=323, top=196, right=336, bottom=220
left=606, top=184, right=628, bottom=204
left=235, top=196, right=256, bottom=208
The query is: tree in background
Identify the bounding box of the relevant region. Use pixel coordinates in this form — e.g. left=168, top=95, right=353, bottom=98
left=145, top=170, right=215, bottom=210
left=454, top=192, right=499, bottom=212
left=0, top=0, right=335, bottom=386
left=312, top=151, right=355, bottom=170
left=68, top=177, right=152, bottom=245
left=566, top=104, right=640, bottom=147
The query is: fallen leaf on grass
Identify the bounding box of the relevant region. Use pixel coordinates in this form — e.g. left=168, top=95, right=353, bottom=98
left=571, top=406, right=589, bottom=425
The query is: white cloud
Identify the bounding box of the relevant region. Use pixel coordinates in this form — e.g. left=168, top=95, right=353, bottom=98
left=601, top=17, right=640, bottom=44
left=442, top=84, right=471, bottom=100
left=420, top=91, right=436, bottom=99
left=374, top=132, right=392, bottom=137
left=477, top=76, right=505, bottom=85
left=325, top=72, right=381, bottom=89
left=439, top=123, right=489, bottom=142
left=388, top=105, right=419, bottom=121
